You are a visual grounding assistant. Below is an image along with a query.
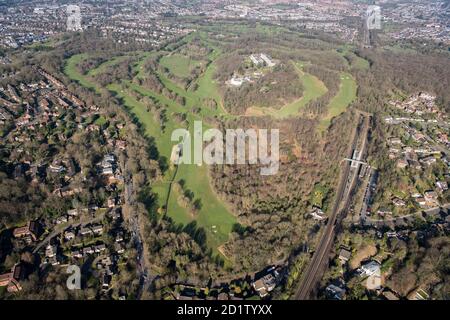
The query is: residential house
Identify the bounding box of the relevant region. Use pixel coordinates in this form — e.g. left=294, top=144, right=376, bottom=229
left=115, top=243, right=125, bottom=254
left=252, top=273, right=277, bottom=298
left=80, top=227, right=93, bottom=236
left=64, top=230, right=76, bottom=241
left=396, top=159, right=408, bottom=169
left=109, top=208, right=122, bottom=220
left=91, top=224, right=104, bottom=236
left=436, top=181, right=448, bottom=192
left=83, top=246, right=94, bottom=256
left=94, top=244, right=106, bottom=253
left=115, top=232, right=124, bottom=243
left=0, top=264, right=24, bottom=292
left=102, top=274, right=111, bottom=290
left=13, top=221, right=40, bottom=241
left=415, top=197, right=427, bottom=207
left=45, top=244, right=57, bottom=258
left=389, top=137, right=402, bottom=145
left=49, top=163, right=65, bottom=174
left=392, top=198, right=406, bottom=207
left=338, top=248, right=352, bottom=264
left=0, top=272, right=12, bottom=288
left=359, top=261, right=381, bottom=277
left=71, top=250, right=83, bottom=259
left=383, top=290, right=399, bottom=300
left=107, top=198, right=117, bottom=208
left=102, top=167, right=114, bottom=175
left=386, top=231, right=398, bottom=238
left=424, top=191, right=439, bottom=206
left=217, top=292, right=229, bottom=300
left=420, top=156, right=437, bottom=166
left=308, top=207, right=327, bottom=221
left=325, top=284, right=345, bottom=300
left=408, top=288, right=429, bottom=300
left=58, top=186, right=82, bottom=197
left=56, top=215, right=69, bottom=224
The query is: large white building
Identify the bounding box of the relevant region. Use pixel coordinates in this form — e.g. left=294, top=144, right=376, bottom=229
left=250, top=53, right=276, bottom=67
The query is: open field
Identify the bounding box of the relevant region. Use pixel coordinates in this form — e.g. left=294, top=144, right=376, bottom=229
left=160, top=53, right=202, bottom=78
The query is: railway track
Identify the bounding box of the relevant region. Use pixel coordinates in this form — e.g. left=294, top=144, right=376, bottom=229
left=293, top=113, right=370, bottom=299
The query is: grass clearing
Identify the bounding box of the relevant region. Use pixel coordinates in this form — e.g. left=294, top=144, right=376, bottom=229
left=310, top=184, right=329, bottom=208
left=88, top=55, right=130, bottom=77
left=64, top=54, right=98, bottom=90
left=160, top=53, right=201, bottom=78
left=318, top=72, right=357, bottom=132
left=195, top=55, right=225, bottom=112
left=244, top=62, right=327, bottom=118
left=350, top=244, right=378, bottom=270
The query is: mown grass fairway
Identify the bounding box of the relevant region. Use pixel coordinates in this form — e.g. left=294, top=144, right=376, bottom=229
left=64, top=51, right=237, bottom=254
left=64, top=54, right=98, bottom=90
left=160, top=53, right=201, bottom=78
left=319, top=72, right=357, bottom=132
left=88, top=55, right=130, bottom=77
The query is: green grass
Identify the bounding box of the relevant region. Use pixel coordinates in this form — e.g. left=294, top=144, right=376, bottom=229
left=347, top=53, right=370, bottom=70
left=352, top=55, right=370, bottom=70
left=194, top=53, right=226, bottom=114
left=63, top=29, right=359, bottom=255
left=337, top=47, right=370, bottom=70
left=88, top=55, right=130, bottom=77
left=310, top=184, right=329, bottom=208
left=319, top=72, right=357, bottom=132
left=279, top=72, right=327, bottom=118
left=106, top=78, right=236, bottom=253
left=177, top=161, right=236, bottom=250
left=160, top=53, right=201, bottom=78
left=383, top=45, right=418, bottom=54
left=136, top=48, right=227, bottom=119
left=244, top=62, right=328, bottom=119
left=64, top=54, right=98, bottom=91
left=94, top=115, right=108, bottom=126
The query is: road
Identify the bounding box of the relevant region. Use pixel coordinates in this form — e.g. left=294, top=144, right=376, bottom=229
left=32, top=212, right=105, bottom=254
left=424, top=134, right=450, bottom=157
left=401, top=123, right=449, bottom=157
left=363, top=204, right=449, bottom=228
left=293, top=113, right=370, bottom=299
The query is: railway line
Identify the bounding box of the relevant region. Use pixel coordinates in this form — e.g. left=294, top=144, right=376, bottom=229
left=293, top=113, right=371, bottom=299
